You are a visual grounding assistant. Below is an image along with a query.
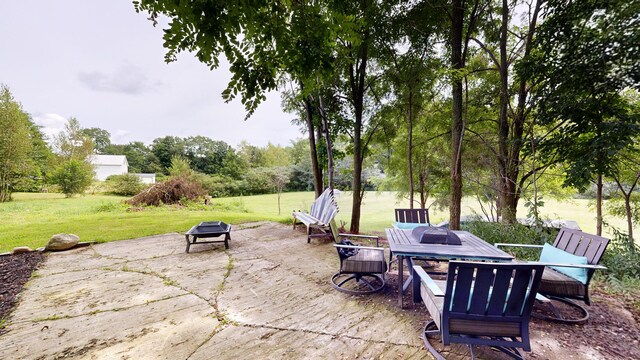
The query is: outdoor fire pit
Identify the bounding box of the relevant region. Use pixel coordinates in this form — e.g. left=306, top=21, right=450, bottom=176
left=184, top=221, right=231, bottom=253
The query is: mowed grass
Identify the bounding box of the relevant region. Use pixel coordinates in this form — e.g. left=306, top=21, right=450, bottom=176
left=1, top=192, right=636, bottom=252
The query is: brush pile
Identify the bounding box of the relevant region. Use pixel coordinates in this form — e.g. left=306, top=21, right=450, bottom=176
left=127, top=176, right=206, bottom=206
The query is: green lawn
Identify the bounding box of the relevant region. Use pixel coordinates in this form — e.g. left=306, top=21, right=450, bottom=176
left=1, top=192, right=635, bottom=253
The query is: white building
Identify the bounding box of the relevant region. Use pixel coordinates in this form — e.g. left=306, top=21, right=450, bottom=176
left=132, top=173, right=156, bottom=184
left=88, top=155, right=129, bottom=181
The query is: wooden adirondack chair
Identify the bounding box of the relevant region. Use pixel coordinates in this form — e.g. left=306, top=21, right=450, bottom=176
left=496, top=227, right=609, bottom=323
left=394, top=208, right=431, bottom=226
left=413, top=261, right=545, bottom=360
left=292, top=188, right=339, bottom=243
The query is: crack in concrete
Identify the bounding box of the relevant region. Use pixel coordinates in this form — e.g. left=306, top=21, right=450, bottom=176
left=235, top=322, right=420, bottom=348
left=15, top=293, right=194, bottom=325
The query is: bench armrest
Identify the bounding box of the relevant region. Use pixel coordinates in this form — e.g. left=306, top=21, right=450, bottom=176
left=495, top=243, right=544, bottom=249
left=339, top=233, right=380, bottom=247
left=333, top=244, right=385, bottom=252
left=526, top=261, right=607, bottom=270
left=412, top=265, right=445, bottom=297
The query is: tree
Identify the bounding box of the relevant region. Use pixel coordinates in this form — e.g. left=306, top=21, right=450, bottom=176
left=168, top=156, right=192, bottom=178
left=54, top=117, right=94, bottom=161
left=51, top=159, right=94, bottom=197
left=151, top=136, right=186, bottom=174
left=266, top=167, right=291, bottom=215
left=0, top=85, right=33, bottom=202
left=524, top=0, right=640, bottom=235
left=82, top=127, right=111, bottom=154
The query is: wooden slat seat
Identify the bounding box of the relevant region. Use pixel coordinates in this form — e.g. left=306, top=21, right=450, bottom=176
left=496, top=227, right=610, bottom=323
left=395, top=208, right=430, bottom=225
left=414, top=261, right=545, bottom=360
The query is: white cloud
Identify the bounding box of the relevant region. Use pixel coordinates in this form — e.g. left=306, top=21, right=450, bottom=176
left=33, top=113, right=67, bottom=142
left=77, top=63, right=156, bottom=95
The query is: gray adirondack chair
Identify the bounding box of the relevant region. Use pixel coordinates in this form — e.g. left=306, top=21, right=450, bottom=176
left=414, top=261, right=545, bottom=360
left=496, top=227, right=609, bottom=323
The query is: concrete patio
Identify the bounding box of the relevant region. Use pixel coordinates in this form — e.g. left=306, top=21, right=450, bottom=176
left=0, top=222, right=429, bottom=359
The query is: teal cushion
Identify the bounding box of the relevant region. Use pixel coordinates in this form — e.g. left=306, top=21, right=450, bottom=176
left=394, top=221, right=428, bottom=230
left=539, top=243, right=589, bottom=284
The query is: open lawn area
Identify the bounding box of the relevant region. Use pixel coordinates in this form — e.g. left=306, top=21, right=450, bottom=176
left=1, top=191, right=636, bottom=253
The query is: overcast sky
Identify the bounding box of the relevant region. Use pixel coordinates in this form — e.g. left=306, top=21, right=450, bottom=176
left=0, top=1, right=302, bottom=147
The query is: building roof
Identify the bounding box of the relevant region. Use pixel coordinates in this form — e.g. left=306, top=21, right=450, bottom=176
left=88, top=155, right=128, bottom=166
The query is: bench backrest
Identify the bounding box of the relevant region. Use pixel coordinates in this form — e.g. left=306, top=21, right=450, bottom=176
left=310, top=188, right=339, bottom=225
left=442, top=261, right=544, bottom=343
left=553, top=227, right=609, bottom=265
left=395, top=208, right=430, bottom=225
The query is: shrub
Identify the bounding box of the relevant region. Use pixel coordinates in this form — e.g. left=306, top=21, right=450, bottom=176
left=600, top=227, right=640, bottom=280
left=462, top=221, right=557, bottom=261
left=127, top=176, right=205, bottom=206
left=51, top=160, right=94, bottom=197
left=105, top=174, right=146, bottom=196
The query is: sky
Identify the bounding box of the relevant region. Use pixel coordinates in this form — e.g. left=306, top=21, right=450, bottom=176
left=0, top=1, right=302, bottom=147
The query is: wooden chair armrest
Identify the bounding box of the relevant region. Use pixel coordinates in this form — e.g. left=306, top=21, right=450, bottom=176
left=333, top=244, right=385, bottom=252
left=339, top=233, right=380, bottom=247
left=412, top=265, right=444, bottom=297
left=495, top=243, right=544, bottom=249
left=527, top=261, right=607, bottom=270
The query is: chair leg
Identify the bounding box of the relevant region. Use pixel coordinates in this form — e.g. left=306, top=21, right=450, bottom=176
left=533, top=296, right=589, bottom=324
left=331, top=273, right=385, bottom=295
left=491, top=342, right=525, bottom=360
left=422, top=320, right=446, bottom=360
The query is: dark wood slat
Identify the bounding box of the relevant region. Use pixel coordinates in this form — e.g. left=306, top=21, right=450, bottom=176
left=487, top=268, right=512, bottom=315
left=564, top=235, right=581, bottom=254
left=574, top=237, right=591, bottom=257
left=451, top=267, right=475, bottom=313
left=469, top=268, right=494, bottom=314
left=505, top=269, right=532, bottom=316
left=554, top=230, right=572, bottom=250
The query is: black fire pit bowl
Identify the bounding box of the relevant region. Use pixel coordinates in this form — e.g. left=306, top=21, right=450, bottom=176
left=412, top=226, right=462, bottom=245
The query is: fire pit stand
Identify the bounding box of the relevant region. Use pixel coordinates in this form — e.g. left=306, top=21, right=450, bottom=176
left=184, top=221, right=231, bottom=253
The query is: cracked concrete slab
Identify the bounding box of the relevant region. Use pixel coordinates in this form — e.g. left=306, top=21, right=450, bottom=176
left=0, top=222, right=431, bottom=359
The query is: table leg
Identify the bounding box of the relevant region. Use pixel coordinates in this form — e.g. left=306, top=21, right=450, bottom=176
left=224, top=233, right=230, bottom=249
left=398, top=254, right=404, bottom=308
left=185, top=235, right=191, bottom=253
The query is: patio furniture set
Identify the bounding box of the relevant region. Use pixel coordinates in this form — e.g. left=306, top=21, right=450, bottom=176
left=293, top=189, right=611, bottom=360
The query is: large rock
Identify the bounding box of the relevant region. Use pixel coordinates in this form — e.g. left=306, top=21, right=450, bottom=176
left=13, top=246, right=33, bottom=254
left=45, top=234, right=80, bottom=251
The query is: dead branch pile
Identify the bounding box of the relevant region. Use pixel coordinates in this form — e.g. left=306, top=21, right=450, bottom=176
left=127, top=176, right=206, bottom=206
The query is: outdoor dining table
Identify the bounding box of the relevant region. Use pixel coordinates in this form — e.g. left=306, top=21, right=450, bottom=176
left=385, top=228, right=514, bottom=308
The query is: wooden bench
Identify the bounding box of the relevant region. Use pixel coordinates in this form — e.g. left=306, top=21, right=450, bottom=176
left=292, top=188, right=339, bottom=243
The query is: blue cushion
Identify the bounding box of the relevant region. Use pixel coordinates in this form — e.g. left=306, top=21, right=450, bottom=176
left=539, top=243, right=589, bottom=284
left=394, top=221, right=428, bottom=230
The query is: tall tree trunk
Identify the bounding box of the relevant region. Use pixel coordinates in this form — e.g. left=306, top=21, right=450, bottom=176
left=625, top=194, right=633, bottom=241
left=497, top=0, right=513, bottom=223
left=304, top=96, right=323, bottom=197
left=449, top=0, right=464, bottom=230
left=408, top=88, right=415, bottom=209
left=502, top=0, right=542, bottom=222
left=596, top=173, right=603, bottom=236
left=317, top=95, right=334, bottom=190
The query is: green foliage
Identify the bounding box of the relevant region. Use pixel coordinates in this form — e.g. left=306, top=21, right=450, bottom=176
left=601, top=227, right=640, bottom=281
left=51, top=159, right=95, bottom=197
left=105, top=174, right=146, bottom=196
left=82, top=127, right=111, bottom=154
left=0, top=85, right=34, bottom=202
left=54, top=118, right=94, bottom=161
left=462, top=220, right=557, bottom=261
left=93, top=201, right=128, bottom=213
left=168, top=156, right=192, bottom=177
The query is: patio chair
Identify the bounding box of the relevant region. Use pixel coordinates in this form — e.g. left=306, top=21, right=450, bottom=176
left=394, top=208, right=431, bottom=228
left=292, top=188, right=339, bottom=243
left=496, top=227, right=609, bottom=324
left=329, top=219, right=387, bottom=295
left=413, top=261, right=545, bottom=360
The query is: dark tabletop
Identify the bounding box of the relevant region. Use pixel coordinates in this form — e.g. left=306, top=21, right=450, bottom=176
left=385, top=228, right=513, bottom=261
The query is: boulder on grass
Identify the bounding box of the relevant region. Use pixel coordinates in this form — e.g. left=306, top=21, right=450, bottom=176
left=13, top=246, right=33, bottom=254
left=45, top=234, right=80, bottom=251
